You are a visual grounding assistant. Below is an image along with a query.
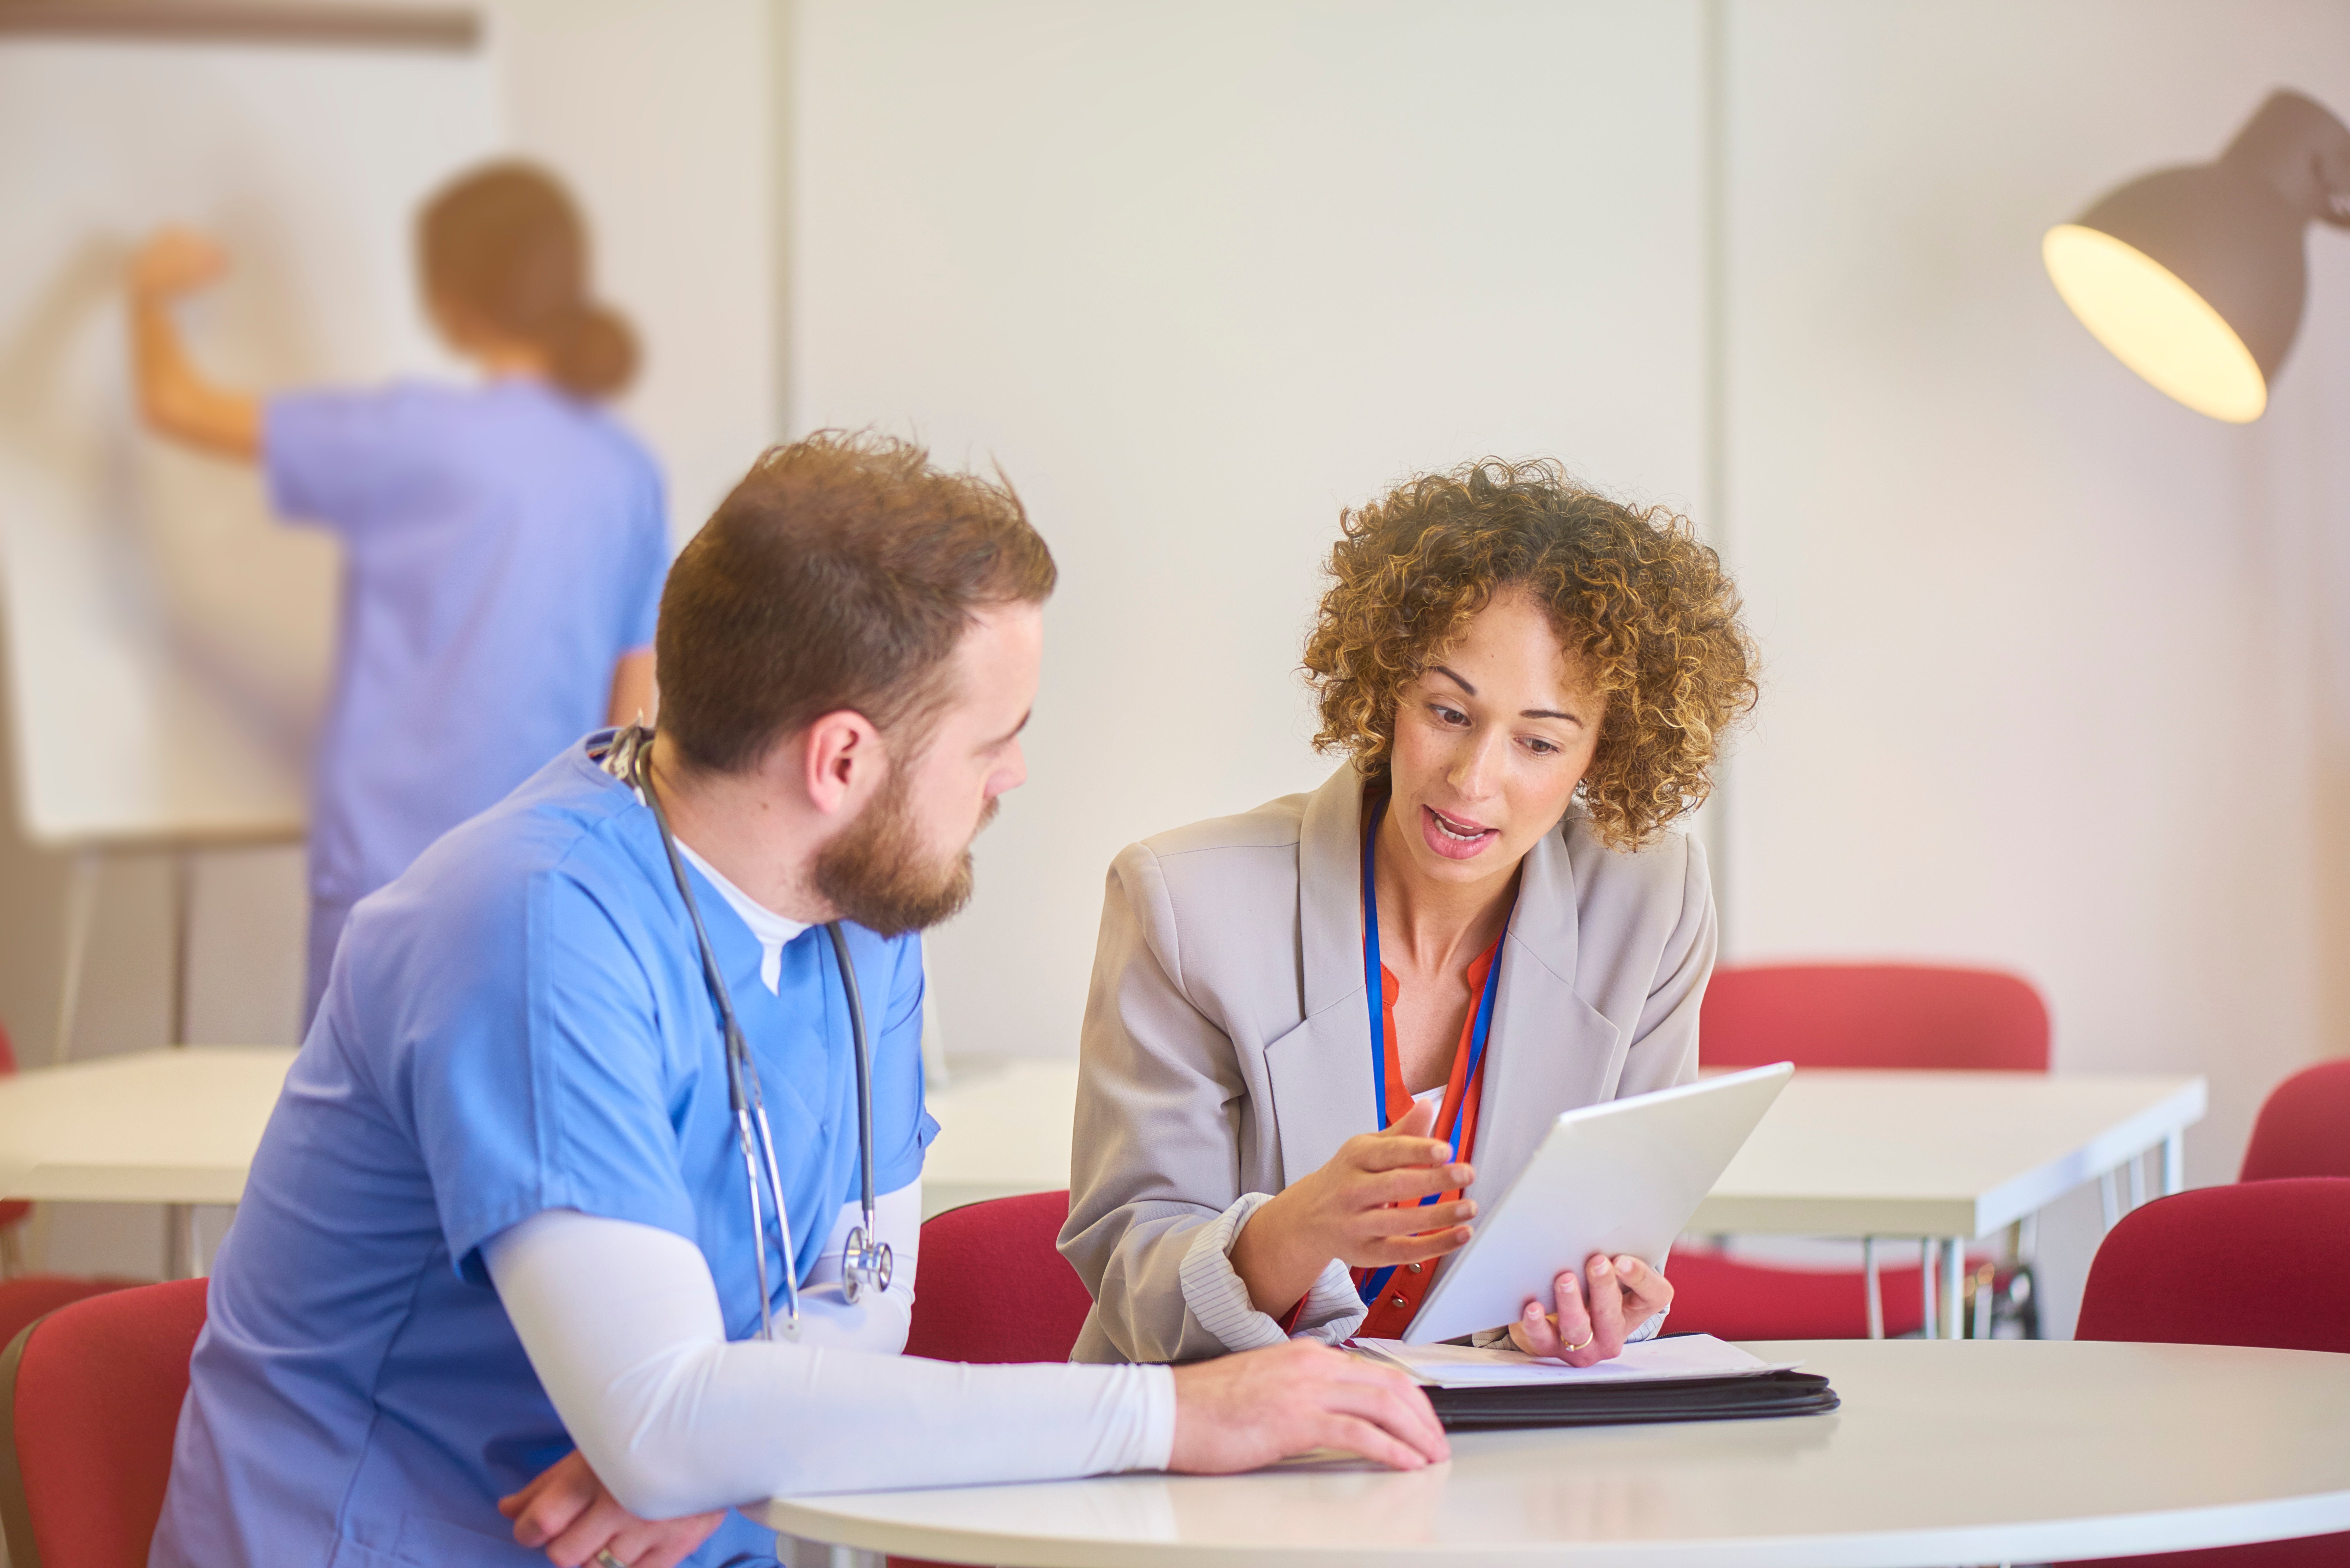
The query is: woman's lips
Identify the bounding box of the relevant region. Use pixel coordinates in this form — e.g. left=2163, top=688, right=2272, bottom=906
left=1419, top=803, right=1499, bottom=861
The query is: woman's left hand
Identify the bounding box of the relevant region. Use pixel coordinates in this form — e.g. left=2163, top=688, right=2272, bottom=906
left=1506, top=1253, right=1673, bottom=1367
left=499, top=1449, right=726, bottom=1568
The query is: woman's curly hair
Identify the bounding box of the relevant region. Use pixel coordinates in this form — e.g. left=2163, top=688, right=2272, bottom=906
left=1303, top=458, right=1758, bottom=853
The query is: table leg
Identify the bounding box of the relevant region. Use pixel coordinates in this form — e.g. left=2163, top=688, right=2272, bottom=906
left=164, top=1203, right=203, bottom=1280
left=2163, top=1130, right=2185, bottom=1195
left=1941, top=1237, right=1964, bottom=1340
left=1919, top=1239, right=1937, bottom=1339
left=1863, top=1237, right=1884, bottom=1340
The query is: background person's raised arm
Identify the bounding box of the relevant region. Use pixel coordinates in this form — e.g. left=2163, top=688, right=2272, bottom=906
left=128, top=228, right=262, bottom=460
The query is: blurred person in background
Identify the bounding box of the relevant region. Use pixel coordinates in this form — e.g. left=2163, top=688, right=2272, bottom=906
left=127, top=161, right=667, bottom=1029
left=1063, top=458, right=1758, bottom=1368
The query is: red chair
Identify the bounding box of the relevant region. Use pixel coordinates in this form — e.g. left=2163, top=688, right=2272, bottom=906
left=1665, top=963, right=2051, bottom=1341
left=2062, top=1179, right=2350, bottom=1567
left=2240, top=1060, right=2350, bottom=1180
left=0, top=1276, right=209, bottom=1568
left=0, top=1277, right=144, bottom=1358
left=903, top=1189, right=1094, bottom=1364
left=887, top=1191, right=1094, bottom=1568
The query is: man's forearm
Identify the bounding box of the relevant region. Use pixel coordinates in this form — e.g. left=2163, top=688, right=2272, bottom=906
left=485, top=1207, right=1175, bottom=1517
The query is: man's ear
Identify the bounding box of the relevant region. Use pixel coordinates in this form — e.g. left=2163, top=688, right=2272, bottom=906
left=800, top=709, right=884, bottom=819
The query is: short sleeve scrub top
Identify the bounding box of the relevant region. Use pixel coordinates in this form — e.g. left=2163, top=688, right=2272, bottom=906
left=148, top=737, right=938, bottom=1568
left=263, top=378, right=669, bottom=1020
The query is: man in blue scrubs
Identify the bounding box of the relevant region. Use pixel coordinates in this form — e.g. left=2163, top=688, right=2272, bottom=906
left=150, top=433, right=1447, bottom=1568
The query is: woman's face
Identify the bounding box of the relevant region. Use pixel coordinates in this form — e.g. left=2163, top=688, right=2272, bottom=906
left=1383, top=588, right=1604, bottom=889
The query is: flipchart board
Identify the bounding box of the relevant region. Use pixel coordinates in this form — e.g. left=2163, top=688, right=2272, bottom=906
left=0, top=26, right=501, bottom=848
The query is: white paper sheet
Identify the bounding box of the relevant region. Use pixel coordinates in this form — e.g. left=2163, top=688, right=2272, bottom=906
left=1350, top=1333, right=1799, bottom=1388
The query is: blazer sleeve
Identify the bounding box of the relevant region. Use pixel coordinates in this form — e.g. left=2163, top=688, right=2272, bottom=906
left=1059, top=843, right=1264, bottom=1364
left=1616, top=832, right=1717, bottom=1099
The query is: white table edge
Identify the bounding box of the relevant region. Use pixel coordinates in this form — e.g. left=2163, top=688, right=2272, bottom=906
left=759, top=1480, right=2350, bottom=1568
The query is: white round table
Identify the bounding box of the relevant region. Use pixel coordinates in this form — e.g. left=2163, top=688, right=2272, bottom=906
left=756, top=1341, right=2350, bottom=1568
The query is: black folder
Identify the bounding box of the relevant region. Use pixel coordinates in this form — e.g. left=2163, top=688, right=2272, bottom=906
left=1425, top=1370, right=1838, bottom=1432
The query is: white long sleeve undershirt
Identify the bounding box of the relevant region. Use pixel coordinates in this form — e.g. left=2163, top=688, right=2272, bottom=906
left=484, top=1198, right=1176, bottom=1518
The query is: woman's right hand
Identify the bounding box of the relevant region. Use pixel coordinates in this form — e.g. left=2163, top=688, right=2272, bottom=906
left=1228, top=1099, right=1476, bottom=1315
left=130, top=227, right=228, bottom=300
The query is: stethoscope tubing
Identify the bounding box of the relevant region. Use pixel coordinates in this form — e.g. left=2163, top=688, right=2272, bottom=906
left=626, top=728, right=888, bottom=1339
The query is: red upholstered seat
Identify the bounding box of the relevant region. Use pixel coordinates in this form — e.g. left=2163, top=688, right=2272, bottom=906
left=888, top=1191, right=1094, bottom=1568
left=1665, top=963, right=2051, bottom=1341
left=2062, top=1179, right=2350, bottom=1567
left=903, top=1189, right=1093, bottom=1365
left=0, top=1276, right=209, bottom=1568
left=0, top=1277, right=144, bottom=1359
left=2240, top=1060, right=2350, bottom=1181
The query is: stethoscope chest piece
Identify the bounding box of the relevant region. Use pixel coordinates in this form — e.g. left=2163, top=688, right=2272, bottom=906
left=842, top=1227, right=894, bottom=1303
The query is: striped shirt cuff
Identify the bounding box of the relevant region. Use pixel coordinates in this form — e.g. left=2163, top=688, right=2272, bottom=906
left=1177, top=1192, right=1368, bottom=1353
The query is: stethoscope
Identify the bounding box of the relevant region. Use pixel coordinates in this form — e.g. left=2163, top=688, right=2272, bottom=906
left=623, top=727, right=892, bottom=1343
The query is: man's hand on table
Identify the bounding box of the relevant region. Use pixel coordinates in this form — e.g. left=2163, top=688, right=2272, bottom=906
left=1169, top=1338, right=1450, bottom=1473
left=501, top=1449, right=725, bottom=1568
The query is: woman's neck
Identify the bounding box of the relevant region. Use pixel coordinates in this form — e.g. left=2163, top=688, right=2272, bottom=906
left=1372, top=798, right=1518, bottom=976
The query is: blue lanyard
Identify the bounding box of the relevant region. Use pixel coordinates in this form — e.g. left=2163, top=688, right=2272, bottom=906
left=1358, top=792, right=1509, bottom=1307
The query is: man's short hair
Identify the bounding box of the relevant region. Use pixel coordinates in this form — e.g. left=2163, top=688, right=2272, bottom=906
left=656, top=431, right=1057, bottom=775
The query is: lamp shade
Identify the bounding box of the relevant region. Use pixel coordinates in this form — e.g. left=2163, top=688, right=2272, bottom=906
left=2045, top=90, right=2350, bottom=423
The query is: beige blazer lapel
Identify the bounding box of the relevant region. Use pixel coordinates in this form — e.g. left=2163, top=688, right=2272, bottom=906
left=1264, top=767, right=1375, bottom=1188
left=1469, top=816, right=1624, bottom=1203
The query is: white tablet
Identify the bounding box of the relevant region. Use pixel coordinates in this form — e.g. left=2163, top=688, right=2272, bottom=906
left=1399, top=1061, right=1793, bottom=1345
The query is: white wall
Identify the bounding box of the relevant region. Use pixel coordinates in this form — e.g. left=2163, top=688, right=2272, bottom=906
left=1720, top=0, right=2350, bottom=1331
left=790, top=0, right=1709, bottom=1065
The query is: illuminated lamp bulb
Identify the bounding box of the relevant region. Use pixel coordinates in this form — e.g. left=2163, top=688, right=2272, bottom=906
left=2044, top=90, right=2350, bottom=423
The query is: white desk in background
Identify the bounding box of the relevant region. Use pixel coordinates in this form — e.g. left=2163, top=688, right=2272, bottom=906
left=918, top=1060, right=2208, bottom=1337
left=0, top=1046, right=296, bottom=1277
left=1693, top=1068, right=2206, bottom=1338
left=762, top=1338, right=2350, bottom=1568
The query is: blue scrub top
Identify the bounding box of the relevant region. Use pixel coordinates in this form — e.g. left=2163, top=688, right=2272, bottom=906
left=266, top=380, right=669, bottom=906
left=150, top=739, right=936, bottom=1568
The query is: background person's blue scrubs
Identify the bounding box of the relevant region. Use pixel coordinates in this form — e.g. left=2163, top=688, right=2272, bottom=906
left=264, top=380, right=669, bottom=1026
left=150, top=739, right=935, bottom=1568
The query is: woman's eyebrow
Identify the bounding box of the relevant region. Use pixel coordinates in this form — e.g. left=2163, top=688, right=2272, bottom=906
left=1434, top=663, right=1579, bottom=722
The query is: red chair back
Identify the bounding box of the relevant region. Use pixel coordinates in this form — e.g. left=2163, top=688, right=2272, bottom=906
left=2077, top=1180, right=2350, bottom=1353
left=0, top=1277, right=209, bottom=1568
left=2240, top=1060, right=2350, bottom=1181
left=0, top=1278, right=143, bottom=1361
left=903, top=1191, right=1092, bottom=1364
left=2066, top=1181, right=2350, bottom=1567
left=1701, top=963, right=2050, bottom=1071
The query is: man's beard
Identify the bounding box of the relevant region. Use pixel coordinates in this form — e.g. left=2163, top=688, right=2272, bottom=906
left=811, top=769, right=995, bottom=939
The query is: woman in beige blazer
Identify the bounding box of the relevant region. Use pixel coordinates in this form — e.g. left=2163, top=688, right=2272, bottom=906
left=1061, top=459, right=1758, bottom=1368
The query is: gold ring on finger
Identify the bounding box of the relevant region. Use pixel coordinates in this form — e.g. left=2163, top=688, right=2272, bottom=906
left=1564, top=1331, right=1594, bottom=1353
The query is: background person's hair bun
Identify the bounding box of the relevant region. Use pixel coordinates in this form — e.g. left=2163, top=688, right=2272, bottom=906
left=419, top=160, right=640, bottom=400
left=546, top=301, right=637, bottom=399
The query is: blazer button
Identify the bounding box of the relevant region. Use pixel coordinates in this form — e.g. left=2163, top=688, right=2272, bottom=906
left=1390, top=1296, right=1408, bottom=1309
left=1406, top=1263, right=1422, bottom=1273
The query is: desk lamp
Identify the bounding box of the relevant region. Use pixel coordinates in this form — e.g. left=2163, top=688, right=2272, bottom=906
left=2044, top=89, right=2350, bottom=422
